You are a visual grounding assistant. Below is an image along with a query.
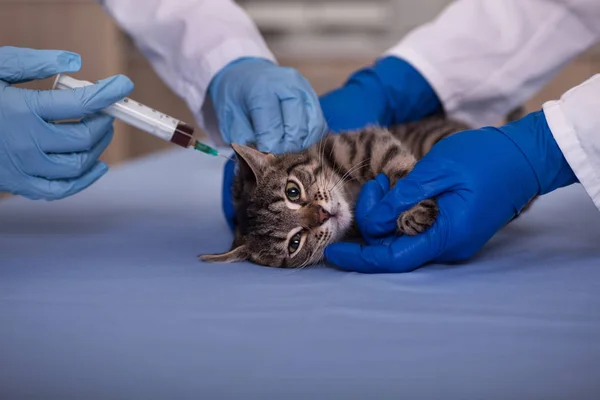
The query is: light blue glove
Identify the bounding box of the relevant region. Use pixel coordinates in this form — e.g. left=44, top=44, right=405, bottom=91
left=319, top=56, right=442, bottom=133
left=0, top=46, right=133, bottom=200
left=324, top=111, right=578, bottom=273
left=209, top=57, right=327, bottom=154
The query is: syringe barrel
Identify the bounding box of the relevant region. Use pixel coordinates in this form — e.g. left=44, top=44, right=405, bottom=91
left=52, top=74, right=195, bottom=148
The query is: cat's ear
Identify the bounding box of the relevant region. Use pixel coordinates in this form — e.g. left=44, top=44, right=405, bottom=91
left=231, top=143, right=274, bottom=181
left=198, top=245, right=248, bottom=263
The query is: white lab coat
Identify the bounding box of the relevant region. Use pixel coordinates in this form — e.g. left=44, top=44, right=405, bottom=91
left=97, top=0, right=276, bottom=147
left=100, top=0, right=600, bottom=209
left=387, top=0, right=600, bottom=209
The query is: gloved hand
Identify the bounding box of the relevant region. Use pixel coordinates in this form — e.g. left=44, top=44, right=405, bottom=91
left=209, top=57, right=327, bottom=153
left=324, top=110, right=578, bottom=273
left=214, top=57, right=327, bottom=230
left=319, top=56, right=443, bottom=133
left=0, top=46, right=133, bottom=200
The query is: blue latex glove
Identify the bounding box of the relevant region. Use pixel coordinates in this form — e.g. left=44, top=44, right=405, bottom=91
left=319, top=56, right=443, bottom=133
left=0, top=46, right=133, bottom=200
left=221, top=156, right=237, bottom=232
left=209, top=57, right=327, bottom=153
left=324, top=110, right=578, bottom=273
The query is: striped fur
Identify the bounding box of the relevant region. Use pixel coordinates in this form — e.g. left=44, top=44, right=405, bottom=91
left=199, top=114, right=476, bottom=269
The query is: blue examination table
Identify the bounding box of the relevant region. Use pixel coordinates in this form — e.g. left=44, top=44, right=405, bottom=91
left=1, top=148, right=599, bottom=399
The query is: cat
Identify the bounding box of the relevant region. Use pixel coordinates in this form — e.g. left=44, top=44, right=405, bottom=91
left=199, top=114, right=474, bottom=269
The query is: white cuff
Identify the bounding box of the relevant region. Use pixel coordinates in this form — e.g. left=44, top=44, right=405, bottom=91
left=386, top=44, right=508, bottom=129
left=385, top=45, right=451, bottom=112
left=543, top=75, right=600, bottom=211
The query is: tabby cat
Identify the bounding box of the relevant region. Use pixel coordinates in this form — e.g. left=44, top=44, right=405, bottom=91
left=199, top=114, right=473, bottom=268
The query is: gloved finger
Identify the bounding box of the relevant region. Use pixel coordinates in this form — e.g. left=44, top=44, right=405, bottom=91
left=221, top=157, right=237, bottom=232
left=363, top=173, right=449, bottom=237
left=44, top=128, right=113, bottom=180
left=21, top=161, right=109, bottom=201
left=28, top=74, right=133, bottom=121
left=0, top=47, right=81, bottom=84
left=324, top=226, right=439, bottom=273
left=319, top=81, right=385, bottom=133
left=303, top=89, right=329, bottom=148
left=249, top=95, right=285, bottom=154
left=221, top=107, right=255, bottom=146
left=40, top=114, right=114, bottom=153
left=21, top=127, right=113, bottom=180
left=355, top=173, right=390, bottom=245
left=279, top=93, right=308, bottom=152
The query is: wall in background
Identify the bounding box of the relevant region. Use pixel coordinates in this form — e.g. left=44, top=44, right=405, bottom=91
left=238, top=0, right=455, bottom=59
left=0, top=0, right=598, bottom=170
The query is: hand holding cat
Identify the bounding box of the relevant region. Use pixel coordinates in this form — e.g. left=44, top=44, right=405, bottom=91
left=324, top=111, right=578, bottom=273
left=319, top=56, right=442, bottom=132
left=209, top=57, right=327, bottom=154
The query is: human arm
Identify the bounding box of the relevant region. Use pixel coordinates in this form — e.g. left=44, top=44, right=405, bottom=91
left=98, top=0, right=326, bottom=153
left=324, top=74, right=600, bottom=273
left=321, top=0, right=600, bottom=131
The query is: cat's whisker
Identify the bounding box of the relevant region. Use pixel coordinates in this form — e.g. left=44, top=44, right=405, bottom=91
left=297, top=237, right=324, bottom=271
left=293, top=228, right=329, bottom=271
left=324, top=136, right=342, bottom=189
left=330, top=157, right=371, bottom=186
left=317, top=138, right=327, bottom=190
left=296, top=243, right=319, bottom=271
left=329, top=158, right=371, bottom=192
left=312, top=230, right=332, bottom=265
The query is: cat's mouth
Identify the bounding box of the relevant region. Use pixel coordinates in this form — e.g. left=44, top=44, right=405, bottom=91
left=323, top=201, right=352, bottom=240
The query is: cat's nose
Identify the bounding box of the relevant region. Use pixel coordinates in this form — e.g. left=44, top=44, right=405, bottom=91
left=316, top=205, right=331, bottom=224
left=303, top=204, right=331, bottom=228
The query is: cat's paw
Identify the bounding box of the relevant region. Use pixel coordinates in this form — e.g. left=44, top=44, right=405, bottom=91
left=396, top=199, right=438, bottom=236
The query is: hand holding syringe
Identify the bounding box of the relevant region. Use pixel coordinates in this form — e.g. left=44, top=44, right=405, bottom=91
left=53, top=74, right=222, bottom=157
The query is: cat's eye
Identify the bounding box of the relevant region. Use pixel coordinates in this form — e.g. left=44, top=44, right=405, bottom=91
left=288, top=232, right=303, bottom=254
left=285, top=181, right=301, bottom=202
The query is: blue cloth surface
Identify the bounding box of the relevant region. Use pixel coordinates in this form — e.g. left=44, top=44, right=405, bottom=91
left=1, top=148, right=600, bottom=399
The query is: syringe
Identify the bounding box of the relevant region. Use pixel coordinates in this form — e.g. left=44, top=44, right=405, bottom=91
left=52, top=74, right=219, bottom=157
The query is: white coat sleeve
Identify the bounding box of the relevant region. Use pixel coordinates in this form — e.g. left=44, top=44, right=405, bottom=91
left=543, top=74, right=600, bottom=210
left=97, top=0, right=276, bottom=145
left=385, top=0, right=600, bottom=129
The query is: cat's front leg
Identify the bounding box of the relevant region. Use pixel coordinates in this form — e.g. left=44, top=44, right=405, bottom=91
left=383, top=160, right=438, bottom=236
left=396, top=199, right=438, bottom=236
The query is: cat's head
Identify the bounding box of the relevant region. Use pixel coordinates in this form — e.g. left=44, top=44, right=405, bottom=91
left=200, top=143, right=353, bottom=268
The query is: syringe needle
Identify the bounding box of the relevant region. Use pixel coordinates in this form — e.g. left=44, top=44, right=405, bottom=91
left=192, top=140, right=219, bottom=157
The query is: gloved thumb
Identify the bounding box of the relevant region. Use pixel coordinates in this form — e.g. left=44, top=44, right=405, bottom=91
left=325, top=224, right=442, bottom=274
left=355, top=173, right=390, bottom=244
left=0, top=47, right=81, bottom=84
left=29, top=75, right=134, bottom=121
left=362, top=166, right=452, bottom=237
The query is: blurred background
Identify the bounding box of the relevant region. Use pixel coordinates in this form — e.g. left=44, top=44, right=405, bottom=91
left=1, top=0, right=599, bottom=169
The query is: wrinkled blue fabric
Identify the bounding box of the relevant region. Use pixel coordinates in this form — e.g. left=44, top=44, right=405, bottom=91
left=1, top=148, right=600, bottom=399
